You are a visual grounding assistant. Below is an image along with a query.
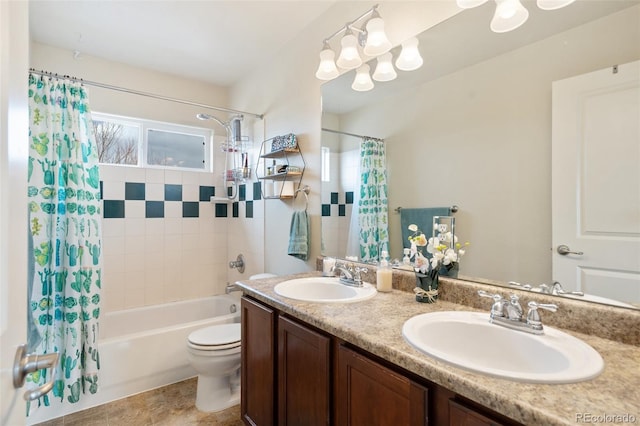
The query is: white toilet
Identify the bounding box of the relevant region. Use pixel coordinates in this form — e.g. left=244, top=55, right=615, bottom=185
left=186, top=323, right=242, bottom=412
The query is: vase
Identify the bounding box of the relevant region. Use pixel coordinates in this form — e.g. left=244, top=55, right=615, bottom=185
left=439, top=262, right=459, bottom=279
left=414, top=270, right=439, bottom=303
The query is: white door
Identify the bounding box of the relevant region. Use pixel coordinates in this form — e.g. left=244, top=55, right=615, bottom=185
left=552, top=60, right=640, bottom=303
left=1, top=2, right=29, bottom=425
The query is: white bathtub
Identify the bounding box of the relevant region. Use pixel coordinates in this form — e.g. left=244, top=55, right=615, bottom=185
left=27, top=295, right=241, bottom=424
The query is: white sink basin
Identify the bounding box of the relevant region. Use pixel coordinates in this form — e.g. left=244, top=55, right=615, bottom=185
left=402, top=311, right=604, bottom=383
left=274, top=277, right=377, bottom=303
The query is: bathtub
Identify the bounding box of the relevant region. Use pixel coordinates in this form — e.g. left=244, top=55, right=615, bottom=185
left=27, top=294, right=241, bottom=424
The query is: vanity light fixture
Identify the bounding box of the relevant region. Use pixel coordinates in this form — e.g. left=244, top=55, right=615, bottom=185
left=536, top=0, right=576, bottom=10
left=456, top=0, right=576, bottom=33
left=315, top=41, right=339, bottom=80
left=336, top=28, right=363, bottom=70
left=363, top=9, right=392, bottom=56
left=491, top=0, right=529, bottom=33
left=352, top=64, right=375, bottom=91
left=395, top=37, right=423, bottom=71
left=372, top=52, right=397, bottom=82
left=315, top=4, right=393, bottom=85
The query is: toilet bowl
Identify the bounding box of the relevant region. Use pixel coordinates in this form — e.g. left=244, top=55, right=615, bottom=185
left=186, top=323, right=241, bottom=412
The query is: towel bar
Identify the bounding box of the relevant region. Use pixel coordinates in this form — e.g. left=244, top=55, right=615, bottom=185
left=395, top=205, right=458, bottom=213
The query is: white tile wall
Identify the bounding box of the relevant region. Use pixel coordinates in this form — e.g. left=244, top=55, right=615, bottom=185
left=99, top=164, right=262, bottom=313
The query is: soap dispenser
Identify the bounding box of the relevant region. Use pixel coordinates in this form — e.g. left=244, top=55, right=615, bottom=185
left=376, top=251, right=393, bottom=292
left=402, top=248, right=411, bottom=265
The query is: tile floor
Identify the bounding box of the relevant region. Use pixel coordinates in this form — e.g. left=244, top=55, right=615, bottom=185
left=34, top=378, right=243, bottom=426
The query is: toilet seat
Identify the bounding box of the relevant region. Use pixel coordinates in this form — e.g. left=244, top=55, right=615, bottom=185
left=188, top=323, right=241, bottom=351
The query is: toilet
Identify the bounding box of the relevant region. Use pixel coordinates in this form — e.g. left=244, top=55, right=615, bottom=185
left=187, top=273, right=276, bottom=412
left=186, top=323, right=242, bottom=412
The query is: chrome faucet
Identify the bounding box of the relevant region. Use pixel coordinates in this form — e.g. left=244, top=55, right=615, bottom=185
left=509, top=280, right=584, bottom=297
left=550, top=281, right=584, bottom=297
left=334, top=262, right=368, bottom=287
left=478, top=290, right=558, bottom=335
left=225, top=282, right=241, bottom=293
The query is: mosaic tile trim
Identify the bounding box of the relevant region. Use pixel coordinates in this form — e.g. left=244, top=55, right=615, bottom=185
left=101, top=181, right=261, bottom=219
left=322, top=191, right=354, bottom=217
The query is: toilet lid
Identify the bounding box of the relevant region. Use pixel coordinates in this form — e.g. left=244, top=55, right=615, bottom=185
left=188, top=323, right=241, bottom=347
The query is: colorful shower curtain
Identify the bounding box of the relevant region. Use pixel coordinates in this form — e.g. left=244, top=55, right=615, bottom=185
left=27, top=73, right=102, bottom=406
left=358, top=137, right=389, bottom=262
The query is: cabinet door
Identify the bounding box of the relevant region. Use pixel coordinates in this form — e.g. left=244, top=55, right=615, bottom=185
left=241, top=297, right=276, bottom=426
left=449, top=399, right=516, bottom=426
left=336, top=345, right=429, bottom=426
left=278, top=315, right=331, bottom=426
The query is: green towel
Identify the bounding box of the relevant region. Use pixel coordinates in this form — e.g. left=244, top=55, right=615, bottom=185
left=400, top=207, right=451, bottom=249
left=288, top=210, right=309, bottom=261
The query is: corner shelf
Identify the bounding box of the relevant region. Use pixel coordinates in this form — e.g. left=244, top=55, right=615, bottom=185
left=256, top=135, right=305, bottom=199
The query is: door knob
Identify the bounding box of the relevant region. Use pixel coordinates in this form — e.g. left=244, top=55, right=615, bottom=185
left=557, top=245, right=584, bottom=256
left=13, top=344, right=59, bottom=401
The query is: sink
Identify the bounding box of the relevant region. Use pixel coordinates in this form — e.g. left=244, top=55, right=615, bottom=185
left=402, top=311, right=604, bottom=383
left=274, top=277, right=377, bottom=303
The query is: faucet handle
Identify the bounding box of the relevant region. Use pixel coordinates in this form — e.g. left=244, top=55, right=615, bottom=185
left=508, top=281, right=532, bottom=290
left=507, top=294, right=523, bottom=320
left=478, top=290, right=506, bottom=318
left=526, top=301, right=558, bottom=331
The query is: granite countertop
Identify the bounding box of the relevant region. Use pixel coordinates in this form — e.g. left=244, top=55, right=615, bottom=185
left=236, top=272, right=640, bottom=426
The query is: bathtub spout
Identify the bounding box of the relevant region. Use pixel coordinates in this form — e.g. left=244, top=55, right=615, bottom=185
left=225, top=283, right=241, bottom=294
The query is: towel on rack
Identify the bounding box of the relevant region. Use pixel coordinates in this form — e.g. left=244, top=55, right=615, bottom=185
left=288, top=210, right=310, bottom=261
left=400, top=207, right=451, bottom=249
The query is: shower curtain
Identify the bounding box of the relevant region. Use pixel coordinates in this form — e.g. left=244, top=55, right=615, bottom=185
left=358, top=137, right=389, bottom=262
left=27, top=73, right=102, bottom=406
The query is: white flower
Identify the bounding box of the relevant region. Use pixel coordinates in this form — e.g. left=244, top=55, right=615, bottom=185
left=408, top=224, right=418, bottom=232
left=426, top=237, right=439, bottom=254
left=443, top=248, right=457, bottom=265
left=458, top=248, right=466, bottom=257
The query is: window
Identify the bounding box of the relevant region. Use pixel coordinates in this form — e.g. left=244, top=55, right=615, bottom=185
left=321, top=146, right=330, bottom=182
left=93, top=112, right=213, bottom=171
left=93, top=116, right=140, bottom=165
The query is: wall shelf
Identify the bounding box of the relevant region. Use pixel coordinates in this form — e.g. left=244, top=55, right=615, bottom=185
left=256, top=134, right=305, bottom=199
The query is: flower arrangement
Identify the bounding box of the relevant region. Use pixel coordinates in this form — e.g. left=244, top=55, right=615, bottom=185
left=407, top=223, right=469, bottom=275
left=408, top=222, right=469, bottom=303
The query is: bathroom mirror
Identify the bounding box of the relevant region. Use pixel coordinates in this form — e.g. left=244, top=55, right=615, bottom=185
left=320, top=0, right=640, bottom=309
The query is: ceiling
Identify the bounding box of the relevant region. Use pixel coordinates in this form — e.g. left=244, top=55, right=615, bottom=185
left=322, top=0, right=639, bottom=114
left=29, top=0, right=337, bottom=87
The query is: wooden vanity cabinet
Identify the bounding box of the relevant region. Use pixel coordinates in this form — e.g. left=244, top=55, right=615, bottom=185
left=241, top=296, right=331, bottom=426
left=278, top=315, right=331, bottom=425
left=241, top=295, right=522, bottom=426
left=336, top=344, right=429, bottom=425
left=241, top=296, right=276, bottom=425
left=448, top=398, right=517, bottom=426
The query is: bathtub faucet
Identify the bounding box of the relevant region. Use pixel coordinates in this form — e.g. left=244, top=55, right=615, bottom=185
left=225, top=283, right=241, bottom=294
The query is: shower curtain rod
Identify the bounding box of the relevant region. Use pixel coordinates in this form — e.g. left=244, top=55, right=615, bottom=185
left=321, top=127, right=383, bottom=142
left=28, top=68, right=264, bottom=119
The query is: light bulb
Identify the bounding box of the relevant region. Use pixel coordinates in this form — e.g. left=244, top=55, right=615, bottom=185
left=372, top=53, right=397, bottom=82
left=315, top=46, right=339, bottom=81
left=352, top=64, right=374, bottom=92
left=490, top=0, right=529, bottom=33
left=456, top=0, right=489, bottom=8
left=363, top=15, right=392, bottom=56
left=395, top=37, right=423, bottom=71
left=536, top=0, right=576, bottom=10
left=336, top=31, right=362, bottom=70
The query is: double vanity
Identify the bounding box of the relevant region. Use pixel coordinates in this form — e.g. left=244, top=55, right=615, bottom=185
left=236, top=267, right=640, bottom=425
